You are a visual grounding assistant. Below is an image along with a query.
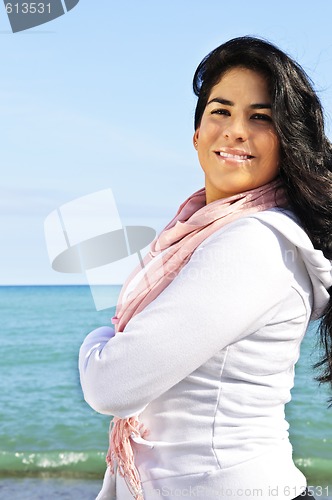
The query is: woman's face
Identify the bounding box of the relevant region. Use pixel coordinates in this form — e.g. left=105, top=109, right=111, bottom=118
left=193, top=67, right=280, bottom=204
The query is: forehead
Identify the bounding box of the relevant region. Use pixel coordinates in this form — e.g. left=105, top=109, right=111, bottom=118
left=209, top=67, right=271, bottom=101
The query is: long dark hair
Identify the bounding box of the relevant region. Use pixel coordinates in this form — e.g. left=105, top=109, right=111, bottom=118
left=193, top=36, right=332, bottom=397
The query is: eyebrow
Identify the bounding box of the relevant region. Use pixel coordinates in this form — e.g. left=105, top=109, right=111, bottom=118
left=207, top=97, right=271, bottom=109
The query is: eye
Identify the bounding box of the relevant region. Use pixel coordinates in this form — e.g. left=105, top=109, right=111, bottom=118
left=211, top=108, right=230, bottom=116
left=251, top=113, right=272, bottom=122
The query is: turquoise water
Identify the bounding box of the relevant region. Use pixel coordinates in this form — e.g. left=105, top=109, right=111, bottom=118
left=0, top=286, right=115, bottom=480
left=0, top=286, right=331, bottom=488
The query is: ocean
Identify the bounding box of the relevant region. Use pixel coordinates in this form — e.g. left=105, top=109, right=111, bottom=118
left=0, top=285, right=331, bottom=499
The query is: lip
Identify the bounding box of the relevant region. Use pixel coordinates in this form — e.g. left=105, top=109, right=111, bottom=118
left=215, top=147, right=255, bottom=163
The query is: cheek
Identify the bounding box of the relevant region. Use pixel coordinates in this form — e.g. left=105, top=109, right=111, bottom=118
left=259, top=132, right=280, bottom=163
left=198, top=120, right=222, bottom=145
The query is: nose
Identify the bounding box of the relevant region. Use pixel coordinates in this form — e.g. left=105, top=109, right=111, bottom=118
left=223, top=116, right=249, bottom=142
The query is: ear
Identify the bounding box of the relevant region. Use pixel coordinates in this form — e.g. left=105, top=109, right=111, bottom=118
left=193, top=129, right=199, bottom=150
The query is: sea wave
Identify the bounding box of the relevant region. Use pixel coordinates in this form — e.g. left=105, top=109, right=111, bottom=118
left=294, top=456, right=332, bottom=484
left=0, top=449, right=331, bottom=484
left=0, top=450, right=106, bottom=478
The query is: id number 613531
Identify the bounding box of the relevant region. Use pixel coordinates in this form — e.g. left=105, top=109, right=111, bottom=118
left=5, top=3, right=51, bottom=14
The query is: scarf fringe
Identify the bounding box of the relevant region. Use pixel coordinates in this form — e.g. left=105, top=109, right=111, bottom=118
left=106, top=416, right=148, bottom=500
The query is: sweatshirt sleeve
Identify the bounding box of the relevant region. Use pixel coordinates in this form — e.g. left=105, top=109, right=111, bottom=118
left=79, top=217, right=297, bottom=418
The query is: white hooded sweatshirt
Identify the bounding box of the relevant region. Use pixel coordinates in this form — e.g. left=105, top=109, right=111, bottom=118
left=79, top=209, right=332, bottom=500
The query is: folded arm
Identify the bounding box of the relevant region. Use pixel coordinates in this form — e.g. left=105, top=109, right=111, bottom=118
left=79, top=217, right=295, bottom=418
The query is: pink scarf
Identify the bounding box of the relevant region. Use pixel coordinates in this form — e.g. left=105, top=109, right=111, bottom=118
left=106, top=180, right=286, bottom=499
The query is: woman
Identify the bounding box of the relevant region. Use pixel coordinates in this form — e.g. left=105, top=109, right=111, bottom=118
left=79, top=37, right=332, bottom=499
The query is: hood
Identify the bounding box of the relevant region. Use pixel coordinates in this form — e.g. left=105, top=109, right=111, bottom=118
left=249, top=209, right=332, bottom=320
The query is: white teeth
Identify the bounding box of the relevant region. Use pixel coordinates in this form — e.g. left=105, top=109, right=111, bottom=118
left=218, top=152, right=251, bottom=160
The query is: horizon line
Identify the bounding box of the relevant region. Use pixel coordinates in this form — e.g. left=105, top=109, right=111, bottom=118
left=0, top=283, right=123, bottom=287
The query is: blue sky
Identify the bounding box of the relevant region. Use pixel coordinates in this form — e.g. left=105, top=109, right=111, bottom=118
left=2, top=0, right=332, bottom=285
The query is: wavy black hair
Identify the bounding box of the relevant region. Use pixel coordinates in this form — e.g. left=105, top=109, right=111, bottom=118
left=193, top=36, right=332, bottom=399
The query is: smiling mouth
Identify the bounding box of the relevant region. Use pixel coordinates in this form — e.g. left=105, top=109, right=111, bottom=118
left=216, top=151, right=255, bottom=161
